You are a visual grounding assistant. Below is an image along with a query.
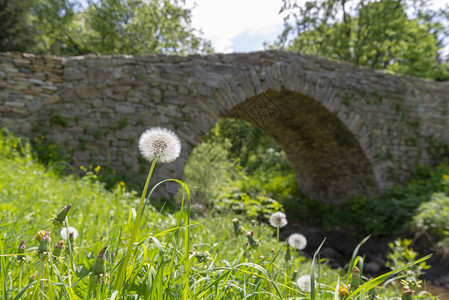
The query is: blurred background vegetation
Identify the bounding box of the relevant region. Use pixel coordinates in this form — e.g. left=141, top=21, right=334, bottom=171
left=1, top=0, right=449, bottom=255
left=0, top=0, right=448, bottom=80
left=0, top=0, right=212, bottom=55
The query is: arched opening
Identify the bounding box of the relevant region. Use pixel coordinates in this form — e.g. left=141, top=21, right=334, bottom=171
left=224, top=90, right=380, bottom=203
left=182, top=117, right=301, bottom=216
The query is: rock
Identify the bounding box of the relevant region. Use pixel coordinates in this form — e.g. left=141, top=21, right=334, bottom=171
left=29, top=78, right=45, bottom=85
left=115, top=105, right=135, bottom=114
left=28, top=99, right=41, bottom=111
left=75, top=85, right=97, bottom=99
left=64, top=68, right=85, bottom=81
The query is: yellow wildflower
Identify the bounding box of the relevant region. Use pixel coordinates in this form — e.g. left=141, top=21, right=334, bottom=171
left=35, top=230, right=46, bottom=242
left=338, top=284, right=350, bottom=299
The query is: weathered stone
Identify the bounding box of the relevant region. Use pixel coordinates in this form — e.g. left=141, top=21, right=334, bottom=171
left=5, top=101, right=26, bottom=108
left=115, top=104, right=135, bottom=114
left=75, top=85, right=97, bottom=99
left=0, top=51, right=449, bottom=202
left=29, top=78, right=45, bottom=85
left=64, top=68, right=85, bottom=81
left=92, top=99, right=103, bottom=107
left=47, top=93, right=60, bottom=104
left=28, top=99, right=41, bottom=111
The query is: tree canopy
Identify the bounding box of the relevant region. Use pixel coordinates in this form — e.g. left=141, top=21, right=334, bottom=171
left=276, top=0, right=449, bottom=80
left=1, top=0, right=212, bottom=56
left=0, top=0, right=36, bottom=52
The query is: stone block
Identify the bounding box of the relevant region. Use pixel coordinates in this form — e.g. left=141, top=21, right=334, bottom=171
left=64, top=68, right=85, bottom=81
left=75, top=85, right=97, bottom=99
left=115, top=105, right=135, bottom=114
left=29, top=78, right=45, bottom=85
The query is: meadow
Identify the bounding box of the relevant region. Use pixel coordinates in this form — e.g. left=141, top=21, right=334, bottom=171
left=0, top=126, right=446, bottom=299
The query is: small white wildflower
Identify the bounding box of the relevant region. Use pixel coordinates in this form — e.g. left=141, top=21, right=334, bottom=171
left=269, top=211, right=287, bottom=228
left=288, top=233, right=307, bottom=250
left=297, top=275, right=311, bottom=293
left=138, top=127, right=181, bottom=163
left=60, top=226, right=78, bottom=241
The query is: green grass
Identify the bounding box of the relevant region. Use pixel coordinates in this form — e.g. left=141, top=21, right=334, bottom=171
left=0, top=129, right=436, bottom=299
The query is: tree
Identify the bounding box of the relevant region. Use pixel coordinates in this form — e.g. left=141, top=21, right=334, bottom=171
left=83, top=0, right=211, bottom=55
left=28, top=0, right=212, bottom=55
left=276, top=0, right=449, bottom=80
left=0, top=0, right=36, bottom=52
left=31, top=0, right=88, bottom=55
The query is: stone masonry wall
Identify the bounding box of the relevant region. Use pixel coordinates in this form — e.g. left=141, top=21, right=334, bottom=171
left=1, top=51, right=448, bottom=202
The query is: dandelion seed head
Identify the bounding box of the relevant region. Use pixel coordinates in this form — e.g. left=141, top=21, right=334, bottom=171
left=269, top=211, right=287, bottom=228
left=288, top=233, right=307, bottom=250
left=138, top=127, right=181, bottom=163
left=60, top=226, right=78, bottom=241
left=297, top=275, right=311, bottom=293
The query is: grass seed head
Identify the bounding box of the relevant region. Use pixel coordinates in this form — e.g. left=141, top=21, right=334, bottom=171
left=297, top=275, right=311, bottom=293
left=53, top=240, right=65, bottom=257
left=269, top=211, right=287, bottom=228
left=288, top=233, right=307, bottom=250
left=38, top=231, right=52, bottom=258
left=53, top=204, right=72, bottom=226
left=232, top=218, right=244, bottom=236
left=92, top=246, right=108, bottom=276
left=17, top=240, right=27, bottom=263
left=60, top=226, right=78, bottom=241
left=138, top=127, right=181, bottom=163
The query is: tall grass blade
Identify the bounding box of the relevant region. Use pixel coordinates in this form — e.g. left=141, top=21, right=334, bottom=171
left=346, top=235, right=370, bottom=285
left=311, top=238, right=326, bottom=300
left=348, top=254, right=432, bottom=297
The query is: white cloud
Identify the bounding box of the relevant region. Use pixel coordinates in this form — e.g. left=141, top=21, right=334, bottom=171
left=184, top=0, right=285, bottom=53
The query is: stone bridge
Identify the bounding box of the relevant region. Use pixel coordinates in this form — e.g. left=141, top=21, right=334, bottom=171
left=1, top=51, right=448, bottom=203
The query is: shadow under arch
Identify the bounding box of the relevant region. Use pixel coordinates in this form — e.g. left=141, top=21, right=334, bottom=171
left=225, top=90, right=380, bottom=203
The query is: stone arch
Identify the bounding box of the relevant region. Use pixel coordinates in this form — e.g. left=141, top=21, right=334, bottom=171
left=1, top=52, right=448, bottom=202
left=222, top=90, right=379, bottom=203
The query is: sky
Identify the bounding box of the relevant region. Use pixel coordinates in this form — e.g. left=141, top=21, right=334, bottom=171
left=184, top=0, right=449, bottom=54
left=184, top=0, right=285, bottom=53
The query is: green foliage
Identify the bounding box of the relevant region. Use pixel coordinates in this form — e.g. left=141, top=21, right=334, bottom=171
left=50, top=111, right=68, bottom=127
left=386, top=239, right=430, bottom=276
left=31, top=135, right=72, bottom=170
left=3, top=0, right=212, bottom=55
left=183, top=137, right=240, bottom=205
left=0, top=0, right=36, bottom=52
left=0, top=129, right=434, bottom=299
left=413, top=192, right=449, bottom=246
left=214, top=189, right=283, bottom=220
left=83, top=0, right=212, bottom=55
left=31, top=0, right=87, bottom=55
left=283, top=163, right=449, bottom=236
left=277, top=0, right=449, bottom=80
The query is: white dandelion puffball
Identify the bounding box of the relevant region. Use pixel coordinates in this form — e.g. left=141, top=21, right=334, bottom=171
left=138, top=127, right=181, bottom=163
left=60, top=226, right=78, bottom=240
left=288, top=233, right=307, bottom=250
left=269, top=211, right=287, bottom=228
left=297, top=275, right=311, bottom=293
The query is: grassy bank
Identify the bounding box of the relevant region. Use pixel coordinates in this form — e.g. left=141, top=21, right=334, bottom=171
left=0, top=128, right=436, bottom=299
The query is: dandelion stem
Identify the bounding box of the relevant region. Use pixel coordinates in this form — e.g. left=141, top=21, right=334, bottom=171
left=19, top=264, right=23, bottom=290
left=276, top=227, right=280, bottom=243
left=113, top=160, right=157, bottom=292
left=40, top=261, right=45, bottom=300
